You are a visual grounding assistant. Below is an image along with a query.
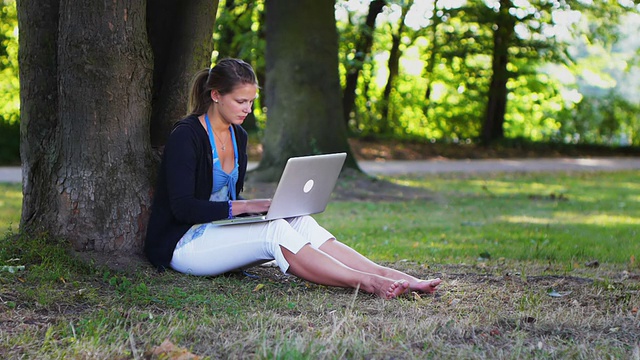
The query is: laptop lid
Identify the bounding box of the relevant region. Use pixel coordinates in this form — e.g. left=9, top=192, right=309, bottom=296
left=265, top=152, right=347, bottom=220
left=211, top=152, right=347, bottom=225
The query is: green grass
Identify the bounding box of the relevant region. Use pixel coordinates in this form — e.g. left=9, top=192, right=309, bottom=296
left=317, top=170, right=640, bottom=266
left=1, top=171, right=639, bottom=359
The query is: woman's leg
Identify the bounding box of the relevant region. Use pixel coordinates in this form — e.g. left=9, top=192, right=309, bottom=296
left=285, top=216, right=441, bottom=294
left=318, top=239, right=441, bottom=294
left=171, top=218, right=328, bottom=276
left=281, top=245, right=409, bottom=299
left=170, top=217, right=422, bottom=298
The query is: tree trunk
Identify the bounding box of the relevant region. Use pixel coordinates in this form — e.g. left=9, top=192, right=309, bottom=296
left=17, top=0, right=61, bottom=240
left=342, top=0, right=385, bottom=127
left=55, top=0, right=155, bottom=251
left=148, top=0, right=218, bottom=147
left=422, top=5, right=442, bottom=116
left=256, top=0, right=358, bottom=181
left=481, top=0, right=514, bottom=143
left=380, top=1, right=411, bottom=134
left=18, top=1, right=218, bottom=253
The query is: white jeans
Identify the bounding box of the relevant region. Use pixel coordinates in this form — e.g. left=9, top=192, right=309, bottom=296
left=170, top=216, right=334, bottom=276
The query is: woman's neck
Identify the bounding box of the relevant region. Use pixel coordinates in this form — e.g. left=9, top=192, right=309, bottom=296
left=206, top=110, right=230, bottom=134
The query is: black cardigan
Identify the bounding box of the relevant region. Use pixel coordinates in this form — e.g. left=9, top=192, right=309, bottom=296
left=144, top=115, right=248, bottom=270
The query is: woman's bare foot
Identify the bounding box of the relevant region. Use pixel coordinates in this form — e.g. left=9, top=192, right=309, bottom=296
left=409, top=278, right=442, bottom=294
left=386, top=279, right=410, bottom=299
left=366, top=277, right=410, bottom=299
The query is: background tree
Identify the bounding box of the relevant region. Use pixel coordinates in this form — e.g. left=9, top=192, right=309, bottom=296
left=17, top=0, right=218, bottom=252
left=421, top=1, right=443, bottom=116
left=476, top=0, right=633, bottom=143
left=341, top=0, right=386, bottom=128
left=379, top=0, right=412, bottom=134
left=255, top=0, right=358, bottom=181
left=481, top=0, right=515, bottom=142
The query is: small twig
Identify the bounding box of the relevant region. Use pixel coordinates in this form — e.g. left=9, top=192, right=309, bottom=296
left=129, top=332, right=139, bottom=359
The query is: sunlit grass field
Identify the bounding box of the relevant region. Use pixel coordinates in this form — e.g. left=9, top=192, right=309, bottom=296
left=1, top=171, right=639, bottom=359
left=316, top=170, right=639, bottom=266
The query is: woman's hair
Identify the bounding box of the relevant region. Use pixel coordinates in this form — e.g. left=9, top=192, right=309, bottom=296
left=187, top=58, right=258, bottom=116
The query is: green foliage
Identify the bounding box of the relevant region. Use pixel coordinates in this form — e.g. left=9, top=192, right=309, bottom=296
left=336, top=0, right=640, bottom=145
left=3, top=0, right=640, bottom=166
left=0, top=0, right=19, bottom=164
left=212, top=0, right=266, bottom=131
left=212, top=0, right=265, bottom=65
left=0, top=0, right=18, bottom=123
left=557, top=92, right=640, bottom=145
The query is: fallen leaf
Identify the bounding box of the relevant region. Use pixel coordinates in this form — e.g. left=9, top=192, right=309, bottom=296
left=253, top=283, right=265, bottom=292
left=146, top=339, right=200, bottom=360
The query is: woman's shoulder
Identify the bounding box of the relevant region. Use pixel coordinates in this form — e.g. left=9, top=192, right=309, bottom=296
left=173, top=114, right=200, bottom=129
left=170, top=115, right=204, bottom=137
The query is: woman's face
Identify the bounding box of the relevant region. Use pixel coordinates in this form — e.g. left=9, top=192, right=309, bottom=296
left=212, top=83, right=258, bottom=125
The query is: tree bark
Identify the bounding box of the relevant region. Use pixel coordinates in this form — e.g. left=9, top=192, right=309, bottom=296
left=256, top=0, right=358, bottom=181
left=148, top=0, right=218, bottom=147
left=54, top=0, right=155, bottom=251
left=342, top=0, right=385, bottom=127
left=17, top=0, right=61, bottom=239
left=18, top=1, right=218, bottom=253
left=481, top=0, right=514, bottom=143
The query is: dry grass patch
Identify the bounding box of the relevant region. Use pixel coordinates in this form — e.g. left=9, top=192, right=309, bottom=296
left=3, top=260, right=638, bottom=359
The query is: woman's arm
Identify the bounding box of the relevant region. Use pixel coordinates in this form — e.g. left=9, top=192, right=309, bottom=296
left=164, top=123, right=229, bottom=223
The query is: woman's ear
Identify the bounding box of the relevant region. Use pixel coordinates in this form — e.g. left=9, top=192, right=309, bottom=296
left=211, top=90, right=220, bottom=103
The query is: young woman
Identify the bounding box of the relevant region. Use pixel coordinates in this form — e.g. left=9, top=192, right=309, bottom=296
left=144, top=58, right=441, bottom=299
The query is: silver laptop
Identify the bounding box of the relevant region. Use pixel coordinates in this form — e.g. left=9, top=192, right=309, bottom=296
left=212, top=152, right=347, bottom=226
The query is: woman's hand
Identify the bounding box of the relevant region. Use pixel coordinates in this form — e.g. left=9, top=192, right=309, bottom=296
left=231, top=199, right=271, bottom=216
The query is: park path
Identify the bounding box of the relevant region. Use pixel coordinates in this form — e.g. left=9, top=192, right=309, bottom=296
left=1, top=157, right=640, bottom=183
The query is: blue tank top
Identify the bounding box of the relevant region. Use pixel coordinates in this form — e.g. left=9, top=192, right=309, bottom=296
left=204, top=113, right=239, bottom=201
